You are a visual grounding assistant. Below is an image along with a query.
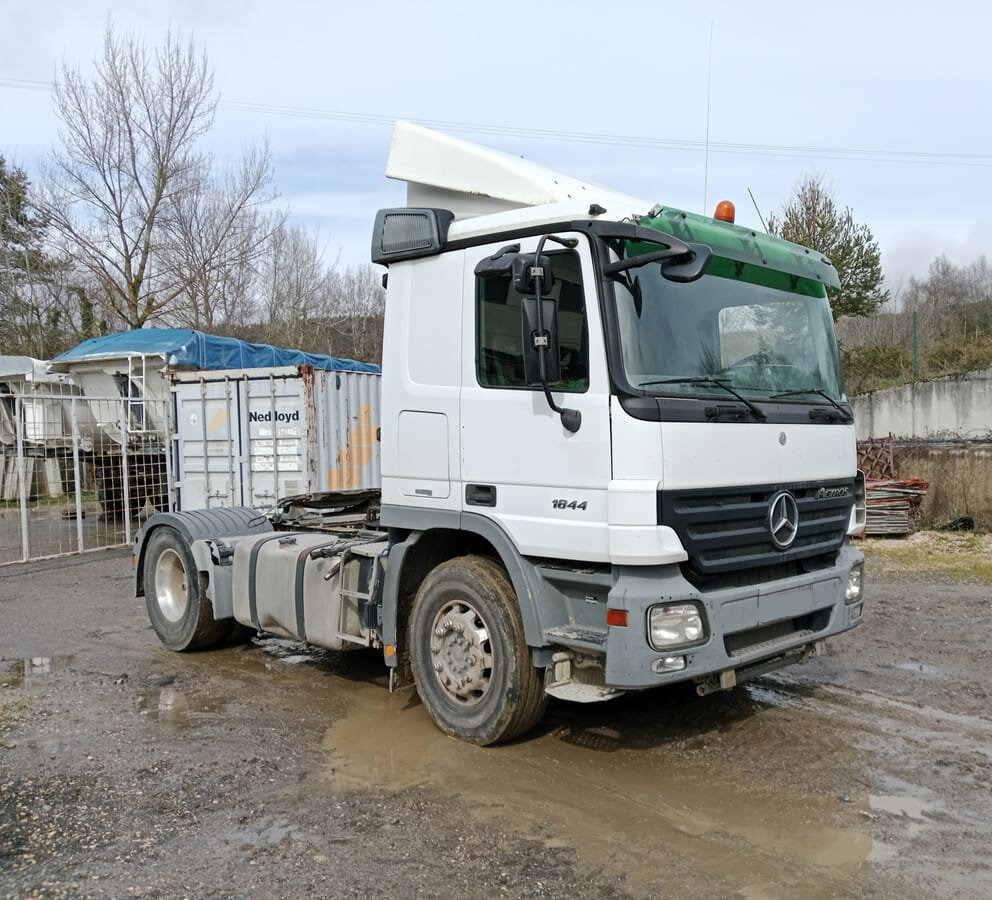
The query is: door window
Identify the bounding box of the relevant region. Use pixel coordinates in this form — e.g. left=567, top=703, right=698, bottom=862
left=476, top=249, right=589, bottom=392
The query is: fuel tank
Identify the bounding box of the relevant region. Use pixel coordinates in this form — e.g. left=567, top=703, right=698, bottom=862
left=231, top=532, right=385, bottom=650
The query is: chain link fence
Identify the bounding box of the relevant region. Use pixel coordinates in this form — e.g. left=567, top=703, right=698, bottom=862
left=0, top=384, right=171, bottom=565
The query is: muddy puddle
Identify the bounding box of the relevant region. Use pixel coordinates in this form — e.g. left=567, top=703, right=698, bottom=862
left=219, top=635, right=992, bottom=896
left=1, top=656, right=70, bottom=686
left=890, top=660, right=946, bottom=679
left=316, top=676, right=875, bottom=896
left=137, top=681, right=229, bottom=731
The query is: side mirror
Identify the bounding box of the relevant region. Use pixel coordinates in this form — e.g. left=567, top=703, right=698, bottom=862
left=521, top=297, right=561, bottom=385
left=370, top=208, right=454, bottom=264
left=661, top=242, right=712, bottom=283
left=512, top=253, right=555, bottom=295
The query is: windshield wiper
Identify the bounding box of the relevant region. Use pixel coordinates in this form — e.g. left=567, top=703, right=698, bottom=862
left=638, top=377, right=767, bottom=420
left=770, top=388, right=853, bottom=422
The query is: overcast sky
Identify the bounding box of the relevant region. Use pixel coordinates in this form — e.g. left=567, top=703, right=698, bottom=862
left=2, top=0, right=990, bottom=296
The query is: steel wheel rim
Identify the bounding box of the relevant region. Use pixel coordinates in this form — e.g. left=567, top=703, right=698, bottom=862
left=429, top=598, right=494, bottom=706
left=154, top=548, right=189, bottom=623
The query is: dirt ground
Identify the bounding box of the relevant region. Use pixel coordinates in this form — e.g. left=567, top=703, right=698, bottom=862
left=0, top=500, right=128, bottom=566
left=1, top=540, right=991, bottom=898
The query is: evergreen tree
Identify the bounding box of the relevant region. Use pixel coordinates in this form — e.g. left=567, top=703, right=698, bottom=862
left=768, top=176, right=888, bottom=320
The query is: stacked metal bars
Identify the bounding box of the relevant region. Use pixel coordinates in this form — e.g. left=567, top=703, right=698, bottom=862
left=856, top=436, right=929, bottom=536
left=862, top=478, right=930, bottom=535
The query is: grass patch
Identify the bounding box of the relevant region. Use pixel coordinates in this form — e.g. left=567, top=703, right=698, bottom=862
left=859, top=531, right=992, bottom=581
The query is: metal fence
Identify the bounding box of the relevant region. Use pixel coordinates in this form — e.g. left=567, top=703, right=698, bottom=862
left=0, top=385, right=171, bottom=565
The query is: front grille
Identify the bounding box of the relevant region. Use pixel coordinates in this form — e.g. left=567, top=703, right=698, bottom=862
left=685, top=560, right=802, bottom=590
left=659, top=479, right=854, bottom=579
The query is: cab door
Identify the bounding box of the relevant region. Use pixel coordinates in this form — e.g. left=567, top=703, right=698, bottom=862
left=459, top=233, right=613, bottom=562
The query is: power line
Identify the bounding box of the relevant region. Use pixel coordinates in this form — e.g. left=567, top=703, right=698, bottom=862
left=3, top=74, right=991, bottom=169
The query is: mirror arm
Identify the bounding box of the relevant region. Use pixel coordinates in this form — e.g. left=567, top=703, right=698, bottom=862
left=602, top=245, right=689, bottom=275
left=532, top=234, right=581, bottom=434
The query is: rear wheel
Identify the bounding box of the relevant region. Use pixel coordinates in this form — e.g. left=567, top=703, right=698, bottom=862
left=143, top=527, right=230, bottom=651
left=409, top=555, right=547, bottom=745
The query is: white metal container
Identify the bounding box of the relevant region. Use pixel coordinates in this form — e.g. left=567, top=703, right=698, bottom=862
left=171, top=366, right=381, bottom=511
left=0, top=356, right=83, bottom=449
left=46, top=354, right=168, bottom=453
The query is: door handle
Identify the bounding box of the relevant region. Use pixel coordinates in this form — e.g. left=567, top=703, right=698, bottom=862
left=465, top=484, right=497, bottom=507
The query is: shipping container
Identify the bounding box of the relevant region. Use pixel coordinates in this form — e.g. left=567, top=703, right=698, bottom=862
left=171, top=366, right=381, bottom=511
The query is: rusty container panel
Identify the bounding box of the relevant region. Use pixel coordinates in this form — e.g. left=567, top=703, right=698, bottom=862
left=314, top=369, right=382, bottom=494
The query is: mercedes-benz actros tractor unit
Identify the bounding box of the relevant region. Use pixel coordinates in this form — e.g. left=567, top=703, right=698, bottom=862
left=133, top=121, right=866, bottom=745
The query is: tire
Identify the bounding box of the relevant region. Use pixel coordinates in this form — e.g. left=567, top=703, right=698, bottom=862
left=409, top=555, right=548, bottom=745
left=143, top=526, right=231, bottom=651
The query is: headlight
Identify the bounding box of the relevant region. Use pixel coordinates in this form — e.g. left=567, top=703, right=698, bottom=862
left=846, top=564, right=863, bottom=602
left=648, top=603, right=706, bottom=650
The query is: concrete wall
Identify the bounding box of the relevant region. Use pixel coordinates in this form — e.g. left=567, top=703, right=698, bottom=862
left=851, top=367, right=992, bottom=441
left=852, top=368, right=992, bottom=525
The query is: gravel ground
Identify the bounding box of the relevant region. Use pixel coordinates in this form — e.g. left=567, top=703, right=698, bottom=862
left=1, top=546, right=991, bottom=898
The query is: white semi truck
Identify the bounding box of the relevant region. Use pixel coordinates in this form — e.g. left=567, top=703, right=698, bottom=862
left=133, top=122, right=866, bottom=745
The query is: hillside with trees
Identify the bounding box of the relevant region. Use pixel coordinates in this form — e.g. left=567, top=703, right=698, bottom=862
left=837, top=256, right=992, bottom=394
left=768, top=176, right=991, bottom=395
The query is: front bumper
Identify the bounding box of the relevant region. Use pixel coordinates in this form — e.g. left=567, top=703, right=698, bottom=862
left=603, top=542, right=864, bottom=690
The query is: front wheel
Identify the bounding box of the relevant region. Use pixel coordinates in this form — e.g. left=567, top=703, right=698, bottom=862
left=409, top=555, right=547, bottom=745
left=143, top=526, right=231, bottom=651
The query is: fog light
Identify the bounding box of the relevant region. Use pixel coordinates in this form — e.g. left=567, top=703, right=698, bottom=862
left=652, top=655, right=686, bottom=674
left=846, top=564, right=864, bottom=602
left=850, top=602, right=863, bottom=621
left=648, top=603, right=706, bottom=650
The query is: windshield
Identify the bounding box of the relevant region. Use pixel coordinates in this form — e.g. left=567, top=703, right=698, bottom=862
left=611, top=269, right=845, bottom=402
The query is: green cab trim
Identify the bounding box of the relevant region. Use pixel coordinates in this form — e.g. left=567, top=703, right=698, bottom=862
left=703, top=256, right=828, bottom=297
left=633, top=207, right=840, bottom=295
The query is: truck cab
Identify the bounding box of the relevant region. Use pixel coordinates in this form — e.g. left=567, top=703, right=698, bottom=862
left=375, top=122, right=864, bottom=722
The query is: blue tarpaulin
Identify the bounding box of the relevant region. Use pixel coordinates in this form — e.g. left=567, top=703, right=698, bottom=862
left=51, top=329, right=381, bottom=373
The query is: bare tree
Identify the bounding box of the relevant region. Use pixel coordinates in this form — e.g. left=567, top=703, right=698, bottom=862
left=258, top=223, right=335, bottom=350
left=163, top=144, right=282, bottom=329
left=326, top=266, right=385, bottom=363
left=42, top=27, right=273, bottom=330
left=246, top=227, right=384, bottom=362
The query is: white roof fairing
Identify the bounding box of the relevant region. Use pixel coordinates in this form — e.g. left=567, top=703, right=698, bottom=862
left=386, top=121, right=652, bottom=232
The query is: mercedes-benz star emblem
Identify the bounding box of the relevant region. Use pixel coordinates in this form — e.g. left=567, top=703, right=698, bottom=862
left=768, top=491, right=799, bottom=549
